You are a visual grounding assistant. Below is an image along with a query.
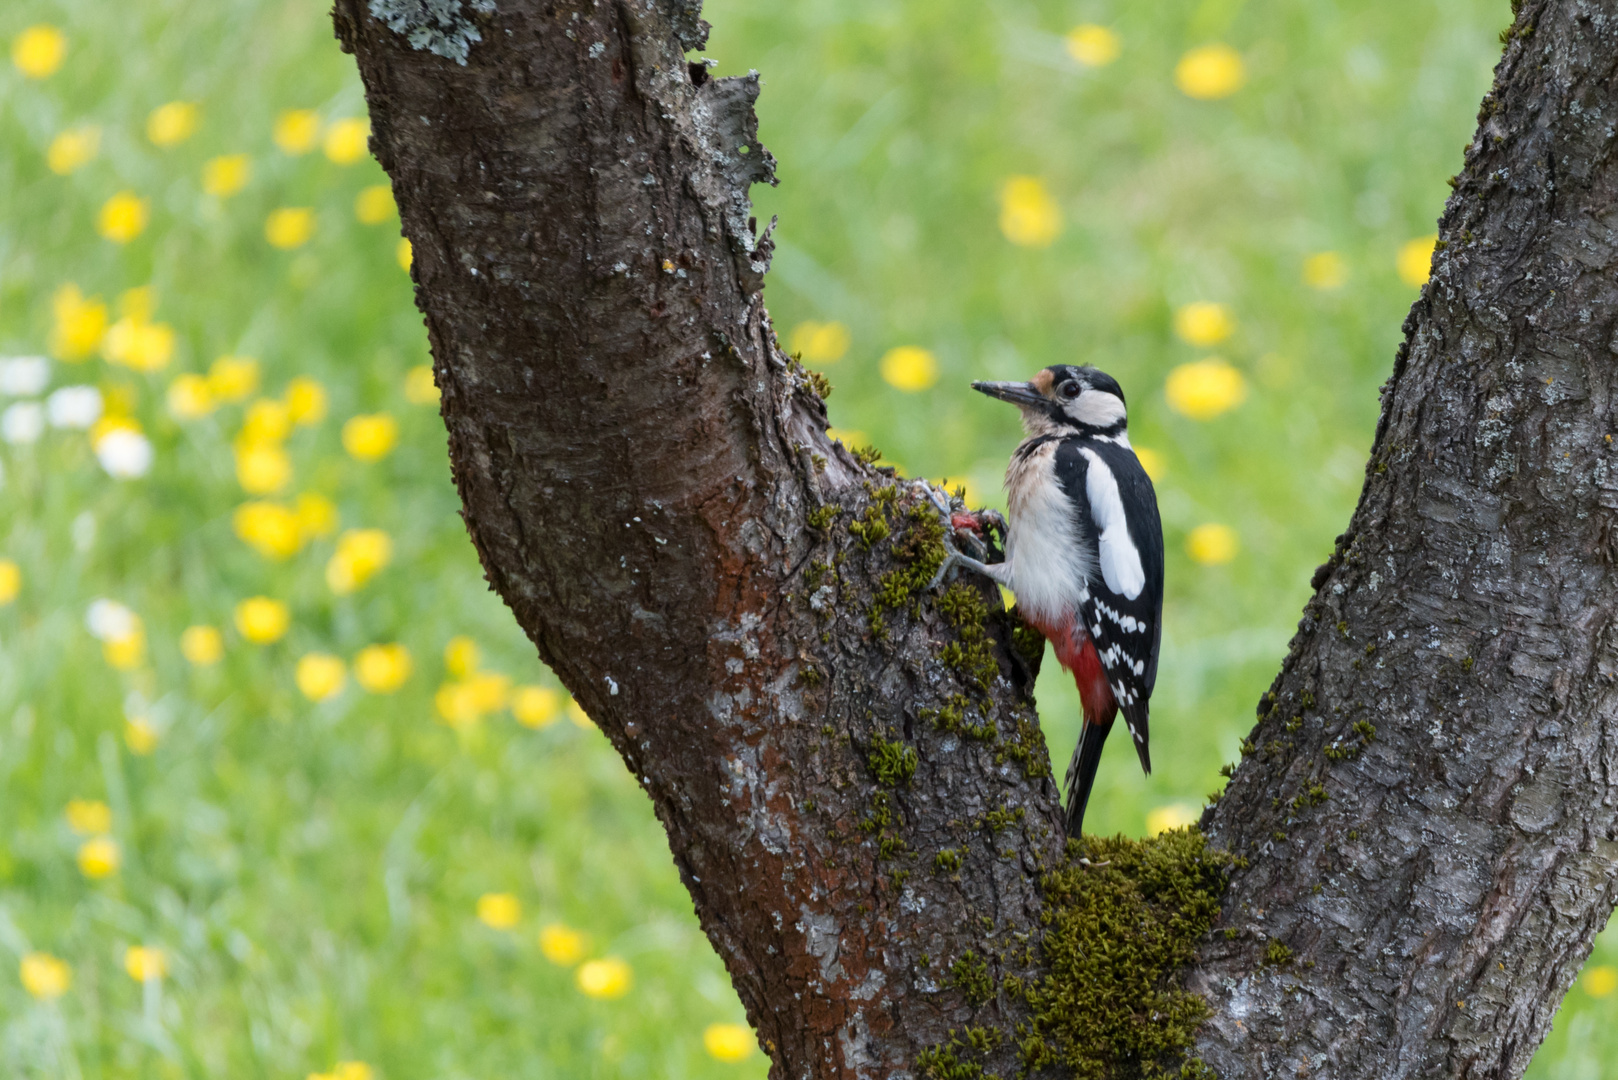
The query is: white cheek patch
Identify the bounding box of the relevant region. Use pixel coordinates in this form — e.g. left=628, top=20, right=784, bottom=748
left=1078, top=448, right=1146, bottom=600
left=1068, top=390, right=1126, bottom=429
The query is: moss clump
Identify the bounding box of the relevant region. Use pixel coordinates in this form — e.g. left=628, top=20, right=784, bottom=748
left=938, top=582, right=999, bottom=690
left=1019, top=828, right=1234, bottom=1080
left=869, top=733, right=918, bottom=788
left=849, top=504, right=891, bottom=550
left=916, top=1044, right=988, bottom=1080
left=997, top=711, right=1052, bottom=779
left=1263, top=940, right=1293, bottom=967
left=935, top=848, right=964, bottom=873
left=1010, top=619, right=1046, bottom=674
left=947, top=950, right=995, bottom=1006
left=807, top=504, right=839, bottom=530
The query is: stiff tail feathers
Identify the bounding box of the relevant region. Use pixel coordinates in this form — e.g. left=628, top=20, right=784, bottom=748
left=1063, top=719, right=1113, bottom=837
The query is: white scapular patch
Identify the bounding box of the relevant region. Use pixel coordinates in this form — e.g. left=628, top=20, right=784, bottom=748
left=1078, top=447, right=1146, bottom=599
left=1065, top=390, right=1127, bottom=430
left=1003, top=439, right=1092, bottom=627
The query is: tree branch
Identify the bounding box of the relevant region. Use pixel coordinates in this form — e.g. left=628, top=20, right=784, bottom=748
left=333, top=0, right=1618, bottom=1077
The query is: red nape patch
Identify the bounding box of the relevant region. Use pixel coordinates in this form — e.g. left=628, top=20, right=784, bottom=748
left=1035, top=614, right=1118, bottom=728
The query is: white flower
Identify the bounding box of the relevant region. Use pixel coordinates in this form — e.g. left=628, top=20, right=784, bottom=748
left=1, top=402, right=44, bottom=444
left=47, top=386, right=103, bottom=429
left=87, top=599, right=139, bottom=642
left=96, top=429, right=153, bottom=479
left=0, top=356, right=49, bottom=396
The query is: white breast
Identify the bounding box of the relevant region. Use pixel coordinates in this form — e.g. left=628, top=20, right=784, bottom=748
left=1004, top=441, right=1091, bottom=626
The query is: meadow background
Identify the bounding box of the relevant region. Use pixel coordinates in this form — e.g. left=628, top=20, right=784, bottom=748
left=0, top=0, right=1611, bottom=1077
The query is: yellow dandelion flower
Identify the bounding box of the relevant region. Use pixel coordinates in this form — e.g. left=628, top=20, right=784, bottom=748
left=435, top=681, right=482, bottom=729
left=1398, top=234, right=1438, bottom=287
left=1146, top=803, right=1200, bottom=836
left=19, top=953, right=71, bottom=999
left=999, top=176, right=1063, bottom=248
left=1172, top=302, right=1235, bottom=347
left=355, top=184, right=396, bottom=224
left=1133, top=446, right=1165, bottom=481
left=1165, top=358, right=1247, bottom=420
left=324, top=118, right=371, bottom=165
left=704, top=1023, right=756, bottom=1062
left=124, top=716, right=159, bottom=755
left=47, top=125, right=99, bottom=175
left=147, top=102, right=199, bottom=147
left=326, top=528, right=392, bottom=594
left=296, top=653, right=347, bottom=702
left=539, top=923, right=588, bottom=966
left=512, top=685, right=560, bottom=728
left=334, top=1063, right=373, bottom=1080
left=444, top=636, right=479, bottom=679
left=202, top=154, right=251, bottom=198
left=123, top=946, right=167, bottom=982
left=241, top=398, right=291, bottom=443
left=180, top=625, right=223, bottom=666
left=208, top=356, right=260, bottom=403
left=1303, top=251, right=1348, bottom=291
left=576, top=957, right=632, bottom=999
left=1065, top=25, right=1120, bottom=67
left=233, top=501, right=303, bottom=560
left=65, top=798, right=112, bottom=836
left=295, top=492, right=339, bottom=539
left=1585, top=965, right=1618, bottom=998
left=788, top=321, right=850, bottom=365
left=97, top=192, right=149, bottom=244
left=0, top=559, right=19, bottom=605
left=1186, top=523, right=1239, bottom=565
left=477, top=892, right=522, bottom=929
left=825, top=427, right=866, bottom=448
left=467, top=671, right=511, bottom=714
left=354, top=643, right=412, bottom=694
left=12, top=25, right=66, bottom=79
left=167, top=374, right=214, bottom=419
left=1175, top=43, right=1245, bottom=100
left=103, top=317, right=175, bottom=372
left=285, top=376, right=329, bottom=424
left=235, top=596, right=290, bottom=644
left=404, top=364, right=439, bottom=405
left=566, top=698, right=594, bottom=728
left=397, top=237, right=413, bottom=271
left=266, top=207, right=316, bottom=250
left=50, top=285, right=108, bottom=360
left=273, top=109, right=321, bottom=155
left=342, top=413, right=398, bottom=461
left=235, top=441, right=292, bottom=494
left=880, top=346, right=938, bottom=392
left=77, top=836, right=120, bottom=878
left=103, top=626, right=146, bottom=671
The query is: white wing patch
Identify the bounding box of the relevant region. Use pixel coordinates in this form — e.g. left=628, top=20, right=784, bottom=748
left=1078, top=447, right=1145, bottom=600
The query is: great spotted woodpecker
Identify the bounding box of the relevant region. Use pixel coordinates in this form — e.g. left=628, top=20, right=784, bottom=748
left=933, top=365, right=1164, bottom=836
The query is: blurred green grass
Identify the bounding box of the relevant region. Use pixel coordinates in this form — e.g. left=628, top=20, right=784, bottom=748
left=0, top=0, right=1610, bottom=1077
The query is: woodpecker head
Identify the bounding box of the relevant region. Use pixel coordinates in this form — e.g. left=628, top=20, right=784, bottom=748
left=972, top=365, right=1128, bottom=437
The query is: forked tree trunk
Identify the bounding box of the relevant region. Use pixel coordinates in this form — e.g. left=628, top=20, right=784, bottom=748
left=331, top=1, right=1618, bottom=1077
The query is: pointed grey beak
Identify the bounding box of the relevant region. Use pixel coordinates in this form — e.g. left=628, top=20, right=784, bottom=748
left=972, top=380, right=1046, bottom=408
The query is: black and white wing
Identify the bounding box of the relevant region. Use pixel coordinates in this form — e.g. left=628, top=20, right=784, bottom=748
left=1056, top=437, right=1164, bottom=772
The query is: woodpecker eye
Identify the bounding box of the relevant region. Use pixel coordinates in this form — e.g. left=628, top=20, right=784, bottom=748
left=1060, top=381, right=1081, bottom=399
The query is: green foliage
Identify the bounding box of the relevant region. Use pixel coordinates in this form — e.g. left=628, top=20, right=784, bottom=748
left=1020, top=828, right=1234, bottom=1080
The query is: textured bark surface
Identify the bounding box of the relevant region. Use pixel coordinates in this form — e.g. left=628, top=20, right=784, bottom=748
left=332, top=3, right=1064, bottom=1078
left=332, top=0, right=1618, bottom=1077
left=1192, top=3, right=1618, bottom=1076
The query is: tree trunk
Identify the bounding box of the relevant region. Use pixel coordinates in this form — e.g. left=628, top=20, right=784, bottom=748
left=330, top=1, right=1618, bottom=1077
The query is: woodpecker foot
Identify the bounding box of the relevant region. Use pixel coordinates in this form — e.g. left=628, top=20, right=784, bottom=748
left=926, top=487, right=1008, bottom=590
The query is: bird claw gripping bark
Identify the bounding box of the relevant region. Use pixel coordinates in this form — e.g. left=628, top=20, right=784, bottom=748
left=926, top=487, right=1008, bottom=590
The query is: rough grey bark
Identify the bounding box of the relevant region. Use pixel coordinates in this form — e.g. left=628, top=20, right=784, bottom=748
left=331, top=0, right=1618, bottom=1077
